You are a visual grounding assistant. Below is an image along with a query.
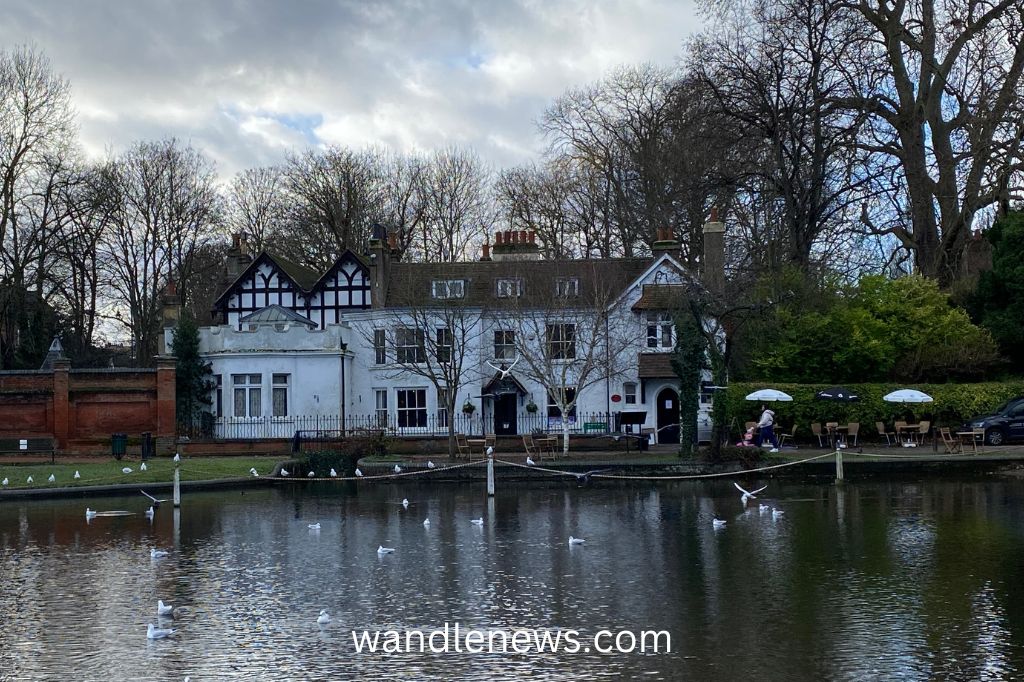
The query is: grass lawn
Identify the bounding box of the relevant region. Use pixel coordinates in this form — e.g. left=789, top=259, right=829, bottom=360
left=0, top=456, right=287, bottom=490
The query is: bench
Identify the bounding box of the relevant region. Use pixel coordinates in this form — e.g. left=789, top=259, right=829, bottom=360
left=0, top=437, right=56, bottom=454
left=583, top=422, right=609, bottom=434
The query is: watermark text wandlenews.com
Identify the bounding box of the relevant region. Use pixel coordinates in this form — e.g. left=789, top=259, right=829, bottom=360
left=351, top=623, right=671, bottom=655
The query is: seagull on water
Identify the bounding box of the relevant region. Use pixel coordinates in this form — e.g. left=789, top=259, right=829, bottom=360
left=250, top=468, right=259, bottom=477
left=317, top=609, right=331, bottom=625
left=151, top=548, right=169, bottom=558
left=402, top=498, right=409, bottom=508
left=772, top=508, right=785, bottom=519
left=759, top=504, right=770, bottom=514
left=122, top=467, right=132, bottom=474
left=394, top=465, right=402, bottom=474
left=145, top=506, right=155, bottom=518
left=147, top=623, right=176, bottom=639
left=471, top=518, right=484, bottom=526
left=423, top=518, right=430, bottom=527
left=355, top=468, right=363, bottom=477
left=140, top=462, right=147, bottom=471
left=307, top=471, right=315, bottom=478
left=74, top=471, right=80, bottom=479
left=157, top=600, right=174, bottom=616
left=308, top=523, right=321, bottom=530
left=329, top=468, right=337, bottom=477
left=568, top=536, right=586, bottom=546
left=427, top=461, right=435, bottom=469
left=712, top=515, right=727, bottom=529
left=733, top=482, right=768, bottom=505
left=173, top=453, right=180, bottom=462
left=526, top=457, right=536, bottom=466
left=85, top=508, right=97, bottom=519
left=48, top=474, right=55, bottom=483
left=377, top=545, right=395, bottom=555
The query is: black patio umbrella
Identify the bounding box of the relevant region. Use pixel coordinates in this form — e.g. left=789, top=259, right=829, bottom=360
left=814, top=386, right=861, bottom=402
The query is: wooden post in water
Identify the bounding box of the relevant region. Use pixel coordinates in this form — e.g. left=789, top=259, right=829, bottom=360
left=173, top=466, right=181, bottom=507
left=834, top=447, right=844, bottom=484
left=486, top=453, right=495, bottom=497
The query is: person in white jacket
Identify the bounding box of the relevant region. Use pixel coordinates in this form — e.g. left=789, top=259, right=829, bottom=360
left=755, top=405, right=779, bottom=452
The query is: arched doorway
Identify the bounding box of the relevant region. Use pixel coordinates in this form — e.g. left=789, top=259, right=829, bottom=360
left=656, top=387, right=680, bottom=444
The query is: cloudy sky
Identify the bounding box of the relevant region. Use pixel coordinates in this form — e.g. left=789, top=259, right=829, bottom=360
left=2, top=0, right=704, bottom=179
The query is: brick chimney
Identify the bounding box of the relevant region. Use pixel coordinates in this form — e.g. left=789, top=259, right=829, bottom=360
left=368, top=223, right=392, bottom=308
left=651, top=227, right=680, bottom=257
left=225, top=232, right=253, bottom=281
left=491, top=229, right=541, bottom=261
left=702, top=207, right=725, bottom=298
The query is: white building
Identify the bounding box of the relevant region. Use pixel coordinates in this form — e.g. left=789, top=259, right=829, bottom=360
left=173, top=222, right=723, bottom=443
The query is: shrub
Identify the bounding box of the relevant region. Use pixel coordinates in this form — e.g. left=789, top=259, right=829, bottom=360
left=301, top=433, right=390, bottom=475
left=701, top=445, right=766, bottom=468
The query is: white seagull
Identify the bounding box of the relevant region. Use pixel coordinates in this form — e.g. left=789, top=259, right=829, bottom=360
left=772, top=508, right=785, bottom=519
left=173, top=453, right=180, bottom=462
left=307, top=471, right=315, bottom=478
left=141, top=490, right=169, bottom=507
left=122, top=467, right=132, bottom=474
left=146, top=623, right=176, bottom=639
left=402, top=498, right=409, bottom=508
left=393, top=465, right=402, bottom=474
left=157, top=600, right=174, bottom=616
left=85, top=508, right=97, bottom=519
left=145, top=506, right=155, bottom=518
left=329, top=468, right=337, bottom=477
left=526, top=457, right=536, bottom=466
left=140, top=462, right=147, bottom=471
left=355, top=468, right=363, bottom=477
left=471, top=518, right=484, bottom=526
left=485, top=356, right=519, bottom=379
left=74, top=471, right=80, bottom=479
left=568, top=536, right=586, bottom=546
left=1, top=478, right=7, bottom=486
left=317, top=609, right=331, bottom=625
left=280, top=468, right=289, bottom=477
left=423, top=518, right=430, bottom=527
left=250, top=468, right=259, bottom=477
left=486, top=446, right=494, bottom=457
left=377, top=545, right=395, bottom=555
left=151, top=548, right=169, bottom=558
left=427, top=461, right=435, bottom=469
left=733, top=482, right=768, bottom=505
left=759, top=504, right=770, bottom=514
left=26, top=476, right=33, bottom=483
left=48, top=474, right=55, bottom=483
left=712, top=516, right=727, bottom=529
left=308, top=523, right=321, bottom=530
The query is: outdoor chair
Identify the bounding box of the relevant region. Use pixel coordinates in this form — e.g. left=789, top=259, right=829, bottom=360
left=471, top=434, right=496, bottom=460
left=777, top=425, right=798, bottom=448
left=825, top=422, right=839, bottom=448
left=846, top=422, right=860, bottom=446
left=810, top=422, right=826, bottom=447
left=876, top=421, right=896, bottom=446
left=917, top=420, right=931, bottom=445
left=522, top=434, right=538, bottom=459
left=455, top=433, right=471, bottom=459
left=939, top=427, right=962, bottom=455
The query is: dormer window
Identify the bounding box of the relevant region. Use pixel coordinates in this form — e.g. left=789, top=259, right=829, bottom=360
left=555, top=278, right=579, bottom=298
left=496, top=278, right=523, bottom=298
left=646, top=312, right=674, bottom=349
left=431, top=279, right=465, bottom=299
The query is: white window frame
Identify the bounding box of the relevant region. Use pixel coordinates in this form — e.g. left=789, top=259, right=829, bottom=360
left=496, top=278, right=523, bottom=298
left=373, top=328, right=386, bottom=364
left=395, top=327, right=426, bottom=364
left=494, top=330, right=516, bottom=360
left=646, top=312, right=674, bottom=349
left=397, top=388, right=428, bottom=429
left=431, top=279, right=465, bottom=300
left=437, top=387, right=450, bottom=429
left=436, top=327, right=453, bottom=364
left=547, top=323, right=576, bottom=360
left=555, top=277, right=579, bottom=298
left=623, top=382, right=637, bottom=405
left=272, top=373, right=290, bottom=417
left=232, top=373, right=262, bottom=418
left=374, top=388, right=389, bottom=427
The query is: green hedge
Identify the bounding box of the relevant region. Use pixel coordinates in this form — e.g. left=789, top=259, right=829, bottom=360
left=716, top=382, right=1024, bottom=440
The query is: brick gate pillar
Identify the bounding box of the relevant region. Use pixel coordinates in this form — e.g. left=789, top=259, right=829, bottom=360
left=155, top=356, right=177, bottom=455
left=52, top=358, right=71, bottom=450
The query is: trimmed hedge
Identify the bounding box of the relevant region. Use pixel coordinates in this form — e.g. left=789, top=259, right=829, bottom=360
left=716, top=382, right=1024, bottom=440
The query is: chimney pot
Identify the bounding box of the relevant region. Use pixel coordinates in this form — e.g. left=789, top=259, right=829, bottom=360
left=481, top=241, right=491, bottom=261
left=710, top=206, right=719, bottom=223
left=504, top=230, right=513, bottom=244
left=495, top=232, right=503, bottom=245
left=528, top=230, right=536, bottom=244
left=519, top=230, right=527, bottom=244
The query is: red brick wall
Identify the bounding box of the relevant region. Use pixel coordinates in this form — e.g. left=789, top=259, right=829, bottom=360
left=0, top=361, right=176, bottom=453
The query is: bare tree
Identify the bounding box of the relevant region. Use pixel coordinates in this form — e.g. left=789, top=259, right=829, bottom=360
left=419, top=147, right=494, bottom=262
left=225, top=166, right=285, bottom=251
left=102, top=139, right=221, bottom=365
left=357, top=297, right=486, bottom=457
left=379, top=151, right=429, bottom=260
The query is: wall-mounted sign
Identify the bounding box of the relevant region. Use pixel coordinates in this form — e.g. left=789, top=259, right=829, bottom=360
left=611, top=394, right=622, bottom=403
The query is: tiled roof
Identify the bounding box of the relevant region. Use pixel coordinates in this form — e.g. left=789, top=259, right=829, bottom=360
left=267, top=253, right=321, bottom=291
left=385, top=258, right=652, bottom=308
left=638, top=353, right=675, bottom=378
left=631, top=284, right=690, bottom=311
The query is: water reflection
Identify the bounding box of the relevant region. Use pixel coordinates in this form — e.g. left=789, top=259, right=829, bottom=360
left=0, top=477, right=1022, bottom=680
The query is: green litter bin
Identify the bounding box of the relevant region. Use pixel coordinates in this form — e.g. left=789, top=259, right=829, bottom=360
left=112, top=433, right=128, bottom=460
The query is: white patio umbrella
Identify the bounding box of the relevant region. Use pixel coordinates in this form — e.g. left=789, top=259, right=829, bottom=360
left=883, top=389, right=933, bottom=403
left=745, top=388, right=793, bottom=402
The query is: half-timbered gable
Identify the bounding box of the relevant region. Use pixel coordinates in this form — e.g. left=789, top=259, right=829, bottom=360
left=213, top=250, right=371, bottom=329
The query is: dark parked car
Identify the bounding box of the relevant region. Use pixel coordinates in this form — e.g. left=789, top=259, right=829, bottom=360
left=965, top=397, right=1024, bottom=446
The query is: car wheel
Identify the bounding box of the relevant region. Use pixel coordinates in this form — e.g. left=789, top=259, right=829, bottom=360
left=985, top=429, right=1005, bottom=447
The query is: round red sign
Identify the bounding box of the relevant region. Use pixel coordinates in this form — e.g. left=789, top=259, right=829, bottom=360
left=611, top=394, right=622, bottom=403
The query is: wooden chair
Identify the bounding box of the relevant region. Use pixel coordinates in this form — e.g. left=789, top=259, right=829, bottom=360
left=825, top=421, right=839, bottom=447
left=777, top=425, right=798, bottom=448
left=894, top=420, right=908, bottom=445
left=455, top=433, right=471, bottom=459
left=876, top=421, right=895, bottom=446
left=473, top=434, right=496, bottom=460
left=916, top=420, right=931, bottom=445
left=939, top=427, right=962, bottom=454
left=810, top=422, right=826, bottom=447
left=846, top=422, right=860, bottom=446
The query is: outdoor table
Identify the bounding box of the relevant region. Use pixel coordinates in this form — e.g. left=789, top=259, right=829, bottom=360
left=827, top=424, right=848, bottom=447
left=466, top=437, right=486, bottom=457
left=897, top=424, right=920, bottom=447
left=956, top=431, right=980, bottom=454
left=535, top=436, right=557, bottom=458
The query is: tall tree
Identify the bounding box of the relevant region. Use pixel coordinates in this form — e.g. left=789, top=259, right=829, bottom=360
left=172, top=312, right=214, bottom=433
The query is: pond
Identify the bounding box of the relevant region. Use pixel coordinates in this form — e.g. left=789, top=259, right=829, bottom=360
left=2, top=475, right=1023, bottom=680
